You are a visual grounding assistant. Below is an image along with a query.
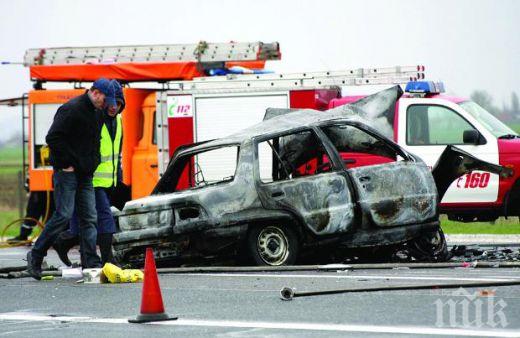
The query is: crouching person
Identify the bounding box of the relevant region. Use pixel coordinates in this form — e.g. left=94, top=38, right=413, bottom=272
left=53, top=80, right=125, bottom=266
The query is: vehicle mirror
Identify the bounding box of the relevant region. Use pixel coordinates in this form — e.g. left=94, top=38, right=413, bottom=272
left=463, top=129, right=480, bottom=145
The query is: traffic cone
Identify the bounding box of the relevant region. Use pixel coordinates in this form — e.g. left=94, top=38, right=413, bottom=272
left=128, top=248, right=178, bottom=323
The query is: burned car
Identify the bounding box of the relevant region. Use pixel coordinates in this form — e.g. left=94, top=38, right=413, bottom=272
left=113, top=87, right=510, bottom=266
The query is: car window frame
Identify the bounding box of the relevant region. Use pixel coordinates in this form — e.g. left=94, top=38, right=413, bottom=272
left=317, top=120, right=412, bottom=165
left=253, top=126, right=340, bottom=185
left=405, top=104, right=482, bottom=146
left=154, top=142, right=241, bottom=194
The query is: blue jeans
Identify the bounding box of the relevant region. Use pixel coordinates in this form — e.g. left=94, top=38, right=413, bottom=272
left=32, top=170, right=102, bottom=268
left=70, top=188, right=116, bottom=236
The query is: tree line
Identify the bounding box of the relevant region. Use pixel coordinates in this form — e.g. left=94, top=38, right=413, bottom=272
left=470, top=91, right=520, bottom=122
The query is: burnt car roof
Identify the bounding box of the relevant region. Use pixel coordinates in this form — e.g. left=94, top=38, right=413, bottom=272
left=183, top=108, right=368, bottom=154
left=182, top=85, right=402, bottom=155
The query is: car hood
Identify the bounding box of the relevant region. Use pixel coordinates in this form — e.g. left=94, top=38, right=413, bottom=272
left=120, top=189, right=201, bottom=215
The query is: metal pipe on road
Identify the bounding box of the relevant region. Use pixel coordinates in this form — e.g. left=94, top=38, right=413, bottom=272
left=279, top=279, right=520, bottom=301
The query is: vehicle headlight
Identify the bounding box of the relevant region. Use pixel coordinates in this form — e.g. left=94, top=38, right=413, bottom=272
left=145, top=209, right=173, bottom=228
left=156, top=209, right=174, bottom=226
left=119, top=208, right=173, bottom=231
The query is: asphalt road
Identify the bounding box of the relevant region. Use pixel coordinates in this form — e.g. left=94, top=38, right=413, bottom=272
left=1, top=247, right=520, bottom=337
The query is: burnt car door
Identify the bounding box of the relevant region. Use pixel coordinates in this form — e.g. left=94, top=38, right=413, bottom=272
left=319, top=122, right=438, bottom=227
left=432, top=145, right=513, bottom=201
left=254, top=128, right=355, bottom=235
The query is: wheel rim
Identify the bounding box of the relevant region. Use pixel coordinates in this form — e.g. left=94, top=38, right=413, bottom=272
left=430, top=231, right=442, bottom=247
left=257, top=226, right=290, bottom=266
left=422, top=230, right=443, bottom=251
left=409, top=230, right=447, bottom=261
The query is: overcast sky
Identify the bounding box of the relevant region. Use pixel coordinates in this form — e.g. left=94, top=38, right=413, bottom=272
left=0, top=0, right=518, bottom=142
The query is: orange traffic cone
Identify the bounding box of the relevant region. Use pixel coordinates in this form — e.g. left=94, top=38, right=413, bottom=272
left=128, top=248, right=178, bottom=323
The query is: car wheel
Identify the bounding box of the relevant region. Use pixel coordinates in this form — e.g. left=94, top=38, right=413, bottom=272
left=247, top=225, right=299, bottom=266
left=407, top=228, right=450, bottom=262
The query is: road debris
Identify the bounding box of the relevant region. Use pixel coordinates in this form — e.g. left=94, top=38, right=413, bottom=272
left=83, top=268, right=103, bottom=284
left=102, top=263, right=143, bottom=283
left=279, top=279, right=520, bottom=301
left=62, top=267, right=83, bottom=279
left=449, top=245, right=520, bottom=262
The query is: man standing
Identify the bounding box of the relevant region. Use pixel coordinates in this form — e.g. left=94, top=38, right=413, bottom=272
left=53, top=80, right=125, bottom=266
left=26, top=78, right=115, bottom=280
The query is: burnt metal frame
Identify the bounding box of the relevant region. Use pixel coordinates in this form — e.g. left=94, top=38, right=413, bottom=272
left=154, top=143, right=241, bottom=194
left=250, top=119, right=420, bottom=238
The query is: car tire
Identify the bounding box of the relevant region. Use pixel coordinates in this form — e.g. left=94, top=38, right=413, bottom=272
left=247, top=224, right=299, bottom=266
left=407, top=228, right=450, bottom=262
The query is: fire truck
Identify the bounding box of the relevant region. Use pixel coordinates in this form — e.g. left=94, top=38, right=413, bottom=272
left=22, top=41, right=283, bottom=199
left=13, top=41, right=520, bottom=222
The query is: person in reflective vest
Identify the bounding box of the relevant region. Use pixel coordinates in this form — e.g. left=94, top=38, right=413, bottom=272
left=53, top=80, right=125, bottom=266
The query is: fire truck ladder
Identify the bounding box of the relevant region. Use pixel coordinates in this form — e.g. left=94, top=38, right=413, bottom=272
left=24, top=41, right=281, bottom=66
left=167, top=65, right=426, bottom=91
left=21, top=94, right=29, bottom=187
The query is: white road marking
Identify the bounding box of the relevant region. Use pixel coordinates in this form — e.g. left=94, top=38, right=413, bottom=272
left=173, top=272, right=515, bottom=283
left=0, top=313, right=518, bottom=337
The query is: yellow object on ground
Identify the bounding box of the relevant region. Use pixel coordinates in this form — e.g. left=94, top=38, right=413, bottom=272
left=41, top=276, right=54, bottom=281
left=101, top=263, right=143, bottom=283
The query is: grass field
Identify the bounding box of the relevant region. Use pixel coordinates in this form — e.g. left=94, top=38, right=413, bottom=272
left=0, top=209, right=23, bottom=238
left=0, top=147, right=26, bottom=239
left=0, top=147, right=24, bottom=210
left=0, top=147, right=23, bottom=175
left=0, top=147, right=23, bottom=163
left=509, top=123, right=520, bottom=134
left=440, top=216, right=520, bottom=234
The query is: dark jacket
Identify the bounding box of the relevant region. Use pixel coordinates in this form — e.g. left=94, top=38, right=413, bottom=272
left=46, top=92, right=103, bottom=176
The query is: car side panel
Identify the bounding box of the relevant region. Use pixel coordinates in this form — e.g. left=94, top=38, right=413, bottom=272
left=257, top=172, right=355, bottom=235
left=173, top=142, right=264, bottom=234
left=348, top=161, right=437, bottom=227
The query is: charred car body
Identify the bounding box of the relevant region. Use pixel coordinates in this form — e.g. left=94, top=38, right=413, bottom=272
left=113, top=87, right=511, bottom=266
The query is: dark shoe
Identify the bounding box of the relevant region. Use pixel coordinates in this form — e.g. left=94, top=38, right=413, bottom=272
left=52, top=233, right=78, bottom=267
left=8, top=224, right=34, bottom=244
left=7, top=235, right=29, bottom=245
left=26, top=251, right=42, bottom=280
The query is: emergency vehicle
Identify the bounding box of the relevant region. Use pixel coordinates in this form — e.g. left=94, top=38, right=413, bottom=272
left=13, top=41, right=520, bottom=223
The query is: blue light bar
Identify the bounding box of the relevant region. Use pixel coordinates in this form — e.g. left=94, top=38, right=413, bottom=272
left=405, top=81, right=445, bottom=94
